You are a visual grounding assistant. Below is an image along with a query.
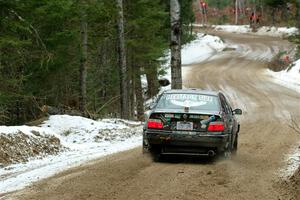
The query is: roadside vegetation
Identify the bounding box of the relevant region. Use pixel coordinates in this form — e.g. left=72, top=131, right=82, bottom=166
left=0, top=0, right=194, bottom=125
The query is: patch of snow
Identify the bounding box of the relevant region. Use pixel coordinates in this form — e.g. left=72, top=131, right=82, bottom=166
left=214, top=25, right=251, bottom=34
left=212, top=25, right=299, bottom=37
left=181, top=33, right=225, bottom=65
left=0, top=125, right=55, bottom=137
left=267, top=60, right=300, bottom=180
left=162, top=33, right=226, bottom=79
left=159, top=33, right=225, bottom=91
left=0, top=115, right=143, bottom=193
left=279, top=144, right=300, bottom=180
left=266, top=59, right=300, bottom=93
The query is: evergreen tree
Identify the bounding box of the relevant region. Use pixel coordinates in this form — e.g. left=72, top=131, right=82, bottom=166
left=0, top=0, right=195, bottom=124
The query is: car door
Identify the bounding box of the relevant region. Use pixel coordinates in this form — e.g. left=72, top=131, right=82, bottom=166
left=219, top=94, right=234, bottom=149
left=223, top=95, right=238, bottom=149
left=219, top=94, right=232, bottom=133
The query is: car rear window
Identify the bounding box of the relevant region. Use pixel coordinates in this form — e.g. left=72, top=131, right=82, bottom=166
left=156, top=93, right=220, bottom=111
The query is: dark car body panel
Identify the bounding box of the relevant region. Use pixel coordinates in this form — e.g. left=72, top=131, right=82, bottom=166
left=143, top=89, right=241, bottom=157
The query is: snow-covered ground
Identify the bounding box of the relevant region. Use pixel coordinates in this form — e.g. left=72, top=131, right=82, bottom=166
left=0, top=115, right=142, bottom=193
left=162, top=33, right=225, bottom=81
left=280, top=143, right=300, bottom=180
left=211, top=25, right=299, bottom=37
left=266, top=59, right=300, bottom=93
left=181, top=33, right=225, bottom=65
left=266, top=59, right=300, bottom=180
left=266, top=59, right=300, bottom=181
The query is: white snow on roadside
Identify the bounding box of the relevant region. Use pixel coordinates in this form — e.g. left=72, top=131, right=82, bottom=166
left=181, top=33, right=225, bottom=65
left=212, top=25, right=299, bottom=37
left=0, top=125, right=56, bottom=137
left=267, top=60, right=300, bottom=180
left=155, top=33, right=225, bottom=90
left=279, top=144, right=300, bottom=180
left=0, top=115, right=143, bottom=193
left=159, top=33, right=225, bottom=84
left=213, top=24, right=250, bottom=34
left=266, top=59, right=300, bottom=93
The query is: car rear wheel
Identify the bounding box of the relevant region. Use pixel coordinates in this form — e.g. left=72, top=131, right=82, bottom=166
left=232, top=134, right=238, bottom=155
left=150, top=146, right=163, bottom=162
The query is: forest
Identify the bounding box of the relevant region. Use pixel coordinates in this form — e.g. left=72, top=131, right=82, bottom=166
left=0, top=0, right=299, bottom=125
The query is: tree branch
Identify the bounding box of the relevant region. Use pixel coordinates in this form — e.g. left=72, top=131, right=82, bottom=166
left=9, top=9, right=52, bottom=63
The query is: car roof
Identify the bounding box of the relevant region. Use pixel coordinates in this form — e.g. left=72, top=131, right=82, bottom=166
left=163, top=89, right=219, bottom=96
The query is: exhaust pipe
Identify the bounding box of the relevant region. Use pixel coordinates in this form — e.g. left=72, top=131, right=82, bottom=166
left=208, top=150, right=216, bottom=157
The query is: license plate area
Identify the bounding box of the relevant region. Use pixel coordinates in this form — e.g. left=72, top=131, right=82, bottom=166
left=176, top=121, right=193, bottom=131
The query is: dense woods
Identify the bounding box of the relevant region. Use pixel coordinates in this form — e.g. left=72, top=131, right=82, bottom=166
left=0, top=0, right=194, bottom=125
left=1, top=0, right=299, bottom=125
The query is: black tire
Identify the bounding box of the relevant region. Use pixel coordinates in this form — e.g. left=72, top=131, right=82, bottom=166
left=151, top=152, right=163, bottom=162
left=232, top=134, right=238, bottom=155
left=149, top=146, right=163, bottom=162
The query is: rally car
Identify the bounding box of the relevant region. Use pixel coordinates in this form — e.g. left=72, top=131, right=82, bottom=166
left=143, top=89, right=242, bottom=161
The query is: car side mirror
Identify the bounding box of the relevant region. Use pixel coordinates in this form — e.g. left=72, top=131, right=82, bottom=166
left=158, top=78, right=170, bottom=87
left=233, top=108, right=242, bottom=115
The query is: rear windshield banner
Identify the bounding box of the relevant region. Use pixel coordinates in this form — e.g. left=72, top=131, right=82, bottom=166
left=165, top=94, right=213, bottom=102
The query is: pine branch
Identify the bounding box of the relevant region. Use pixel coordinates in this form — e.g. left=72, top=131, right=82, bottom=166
left=9, top=9, right=52, bottom=63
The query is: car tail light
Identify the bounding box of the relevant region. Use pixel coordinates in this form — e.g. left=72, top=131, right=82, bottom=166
left=207, top=122, right=225, bottom=132
left=147, top=119, right=163, bottom=129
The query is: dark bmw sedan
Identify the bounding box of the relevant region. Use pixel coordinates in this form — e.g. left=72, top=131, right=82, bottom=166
left=143, top=89, right=242, bottom=161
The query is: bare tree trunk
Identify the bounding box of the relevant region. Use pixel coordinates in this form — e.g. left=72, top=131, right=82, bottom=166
left=170, top=0, right=182, bottom=89
left=117, top=0, right=129, bottom=119
left=235, top=0, right=238, bottom=25
left=135, top=66, right=144, bottom=121
left=129, top=53, right=135, bottom=119
left=145, top=67, right=159, bottom=98
left=79, top=7, right=88, bottom=115
left=296, top=0, right=300, bottom=28
left=272, top=8, right=275, bottom=25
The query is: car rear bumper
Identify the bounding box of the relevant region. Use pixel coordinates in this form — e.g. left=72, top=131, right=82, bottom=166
left=143, top=130, right=230, bottom=154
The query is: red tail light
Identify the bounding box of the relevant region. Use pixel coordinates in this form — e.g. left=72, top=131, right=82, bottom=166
left=147, top=119, right=163, bottom=129
left=207, top=122, right=225, bottom=132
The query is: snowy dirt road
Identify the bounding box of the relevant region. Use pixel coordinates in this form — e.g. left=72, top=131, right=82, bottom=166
left=7, top=33, right=300, bottom=200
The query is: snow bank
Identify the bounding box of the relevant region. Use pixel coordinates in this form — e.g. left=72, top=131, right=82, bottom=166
left=41, top=115, right=128, bottom=148
left=280, top=143, right=300, bottom=180
left=159, top=33, right=225, bottom=88
left=213, top=25, right=299, bottom=37
left=182, top=33, right=225, bottom=65
left=266, top=59, right=300, bottom=93
left=159, top=33, right=225, bottom=79
left=0, top=115, right=142, bottom=193
left=268, top=60, right=300, bottom=180
left=214, top=25, right=250, bottom=34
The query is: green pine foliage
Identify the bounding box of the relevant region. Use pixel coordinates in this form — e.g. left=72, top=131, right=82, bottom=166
left=0, top=0, right=195, bottom=124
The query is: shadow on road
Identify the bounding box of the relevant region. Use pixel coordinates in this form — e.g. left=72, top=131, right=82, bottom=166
left=154, top=155, right=218, bottom=165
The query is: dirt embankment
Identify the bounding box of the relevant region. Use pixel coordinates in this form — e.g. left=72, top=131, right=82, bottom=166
left=280, top=162, right=300, bottom=200
left=0, top=131, right=62, bottom=167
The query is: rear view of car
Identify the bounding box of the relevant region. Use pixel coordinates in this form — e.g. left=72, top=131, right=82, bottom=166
left=143, top=89, right=242, bottom=161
